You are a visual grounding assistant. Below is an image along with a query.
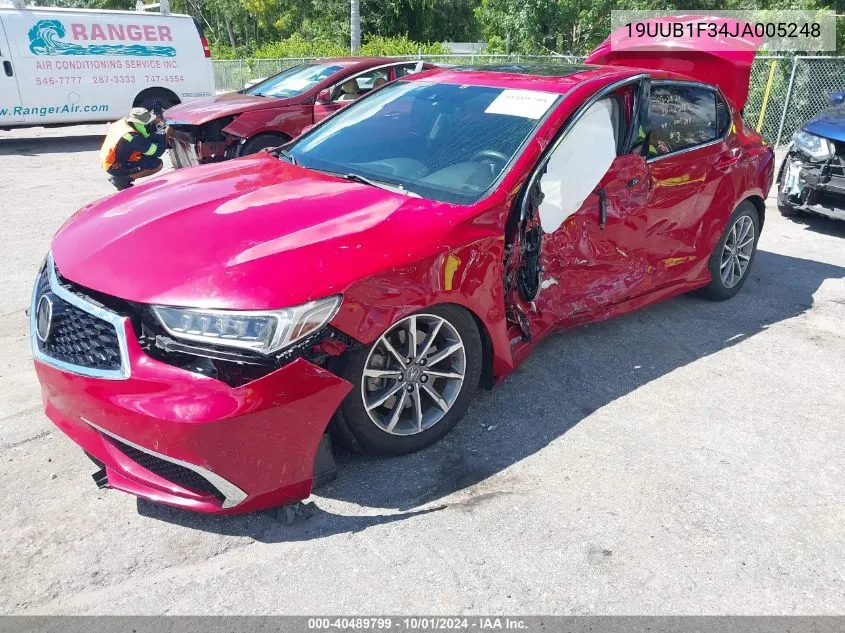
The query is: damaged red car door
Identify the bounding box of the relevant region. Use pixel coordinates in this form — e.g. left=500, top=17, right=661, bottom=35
left=585, top=22, right=766, bottom=291
left=643, top=83, right=741, bottom=285
left=515, top=80, right=653, bottom=337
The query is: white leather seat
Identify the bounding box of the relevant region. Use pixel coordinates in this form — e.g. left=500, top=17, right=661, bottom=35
left=337, top=79, right=359, bottom=102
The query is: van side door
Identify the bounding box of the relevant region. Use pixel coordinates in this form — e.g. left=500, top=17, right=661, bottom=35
left=0, top=16, right=24, bottom=124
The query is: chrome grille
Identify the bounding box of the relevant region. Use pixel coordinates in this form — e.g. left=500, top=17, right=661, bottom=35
left=30, top=255, right=130, bottom=379
left=39, top=302, right=122, bottom=370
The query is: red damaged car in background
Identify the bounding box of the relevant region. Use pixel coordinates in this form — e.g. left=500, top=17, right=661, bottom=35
left=164, top=57, right=433, bottom=167
left=31, top=26, right=773, bottom=514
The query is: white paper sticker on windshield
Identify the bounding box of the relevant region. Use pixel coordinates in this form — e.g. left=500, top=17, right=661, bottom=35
left=485, top=90, right=558, bottom=119
left=283, top=78, right=313, bottom=90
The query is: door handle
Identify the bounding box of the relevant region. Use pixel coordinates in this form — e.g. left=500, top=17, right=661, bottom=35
left=3, top=61, right=12, bottom=77
left=716, top=148, right=741, bottom=171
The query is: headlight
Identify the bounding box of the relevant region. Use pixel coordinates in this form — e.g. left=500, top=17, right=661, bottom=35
left=152, top=295, right=340, bottom=355
left=793, top=130, right=835, bottom=161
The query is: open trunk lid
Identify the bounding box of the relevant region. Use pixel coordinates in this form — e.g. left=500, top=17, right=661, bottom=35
left=585, top=16, right=761, bottom=110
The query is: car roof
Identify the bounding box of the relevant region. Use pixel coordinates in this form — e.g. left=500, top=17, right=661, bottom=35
left=409, top=63, right=692, bottom=94
left=318, top=57, right=405, bottom=68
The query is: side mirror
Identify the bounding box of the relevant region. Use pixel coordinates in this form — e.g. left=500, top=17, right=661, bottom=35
left=317, top=89, right=332, bottom=104
left=829, top=91, right=845, bottom=106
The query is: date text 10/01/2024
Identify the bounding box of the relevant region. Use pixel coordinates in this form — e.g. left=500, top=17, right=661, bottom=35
left=306, top=618, right=528, bottom=630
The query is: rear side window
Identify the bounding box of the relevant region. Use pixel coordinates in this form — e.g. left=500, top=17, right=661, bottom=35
left=716, top=94, right=732, bottom=137
left=394, top=63, right=423, bottom=78
left=648, top=84, right=719, bottom=157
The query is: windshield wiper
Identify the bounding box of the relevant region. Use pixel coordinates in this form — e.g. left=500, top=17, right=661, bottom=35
left=339, top=172, right=419, bottom=197
left=277, top=148, right=296, bottom=165
left=341, top=172, right=389, bottom=188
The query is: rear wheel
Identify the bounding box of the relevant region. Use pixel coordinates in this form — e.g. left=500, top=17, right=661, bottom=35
left=332, top=305, right=482, bottom=456
left=240, top=133, right=289, bottom=156
left=697, top=201, right=760, bottom=301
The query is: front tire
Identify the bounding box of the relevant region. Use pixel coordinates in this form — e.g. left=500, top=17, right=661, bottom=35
left=332, top=305, right=482, bottom=456
left=697, top=201, right=760, bottom=301
left=777, top=193, right=803, bottom=217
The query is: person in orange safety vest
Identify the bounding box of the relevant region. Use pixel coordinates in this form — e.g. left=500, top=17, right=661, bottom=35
left=100, top=106, right=171, bottom=191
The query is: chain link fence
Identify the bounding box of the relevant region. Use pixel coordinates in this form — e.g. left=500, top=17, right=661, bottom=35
left=213, top=54, right=845, bottom=148
left=744, top=56, right=845, bottom=148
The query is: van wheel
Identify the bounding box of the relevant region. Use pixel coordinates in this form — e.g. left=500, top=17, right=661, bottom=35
left=134, top=89, right=180, bottom=113
left=331, top=305, right=482, bottom=456
left=696, top=201, right=760, bottom=301
left=240, top=134, right=289, bottom=156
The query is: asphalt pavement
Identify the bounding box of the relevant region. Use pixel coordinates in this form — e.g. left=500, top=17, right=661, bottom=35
left=1, top=126, right=844, bottom=615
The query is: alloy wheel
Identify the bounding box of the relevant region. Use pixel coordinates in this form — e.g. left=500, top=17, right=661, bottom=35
left=361, top=314, right=466, bottom=436
left=720, top=214, right=755, bottom=289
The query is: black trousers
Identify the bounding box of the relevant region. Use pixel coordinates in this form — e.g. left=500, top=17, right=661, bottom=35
left=107, top=155, right=163, bottom=177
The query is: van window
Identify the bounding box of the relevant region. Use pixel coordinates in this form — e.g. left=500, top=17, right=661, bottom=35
left=649, top=85, right=718, bottom=157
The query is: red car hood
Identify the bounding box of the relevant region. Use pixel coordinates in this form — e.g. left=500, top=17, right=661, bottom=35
left=52, top=156, right=458, bottom=310
left=165, top=92, right=295, bottom=126
left=586, top=16, right=761, bottom=110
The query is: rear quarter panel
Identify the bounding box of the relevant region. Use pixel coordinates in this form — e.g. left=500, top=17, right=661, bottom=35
left=702, top=115, right=774, bottom=256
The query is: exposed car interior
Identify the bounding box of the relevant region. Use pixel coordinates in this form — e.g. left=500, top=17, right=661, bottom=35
left=337, top=79, right=360, bottom=102
left=291, top=81, right=553, bottom=203
left=327, top=68, right=393, bottom=103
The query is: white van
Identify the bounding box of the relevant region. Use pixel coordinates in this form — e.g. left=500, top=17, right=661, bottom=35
left=0, top=1, right=214, bottom=129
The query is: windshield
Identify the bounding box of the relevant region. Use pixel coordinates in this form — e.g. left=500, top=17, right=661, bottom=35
left=288, top=81, right=559, bottom=204
left=245, top=63, right=343, bottom=98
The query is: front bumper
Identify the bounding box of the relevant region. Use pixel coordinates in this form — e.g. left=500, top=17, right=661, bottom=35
left=31, top=260, right=353, bottom=514
left=779, top=147, right=845, bottom=221
left=36, top=356, right=351, bottom=514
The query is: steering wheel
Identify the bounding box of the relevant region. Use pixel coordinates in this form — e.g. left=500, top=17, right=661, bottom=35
left=470, top=150, right=510, bottom=178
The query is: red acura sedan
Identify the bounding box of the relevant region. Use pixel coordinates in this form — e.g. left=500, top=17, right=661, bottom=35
left=164, top=57, right=434, bottom=167
left=31, top=35, right=773, bottom=514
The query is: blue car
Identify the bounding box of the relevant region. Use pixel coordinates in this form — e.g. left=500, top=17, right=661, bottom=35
left=778, top=92, right=845, bottom=221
